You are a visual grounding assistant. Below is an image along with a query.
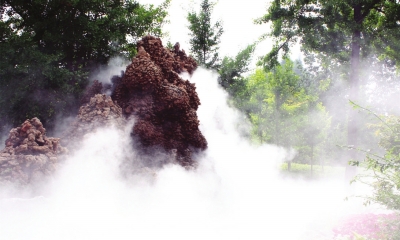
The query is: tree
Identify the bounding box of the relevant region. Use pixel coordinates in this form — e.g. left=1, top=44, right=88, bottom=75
left=255, top=0, right=400, bottom=180
left=0, top=0, right=170, bottom=131
left=244, top=60, right=307, bottom=145
left=218, top=43, right=256, bottom=96
left=187, top=0, right=223, bottom=69
left=2, top=0, right=170, bottom=69
left=240, top=59, right=332, bottom=171
left=302, top=104, right=331, bottom=174
left=0, top=20, right=86, bottom=131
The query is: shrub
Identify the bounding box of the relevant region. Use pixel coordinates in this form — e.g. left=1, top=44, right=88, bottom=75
left=352, top=114, right=400, bottom=210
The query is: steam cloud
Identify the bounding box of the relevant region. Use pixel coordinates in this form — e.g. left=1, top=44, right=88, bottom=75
left=90, top=57, right=129, bottom=85
left=0, top=68, right=376, bottom=239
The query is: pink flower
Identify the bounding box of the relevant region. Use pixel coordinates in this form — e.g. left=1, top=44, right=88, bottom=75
left=332, top=213, right=399, bottom=239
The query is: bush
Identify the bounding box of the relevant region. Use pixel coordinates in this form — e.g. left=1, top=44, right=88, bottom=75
left=352, top=114, right=400, bottom=211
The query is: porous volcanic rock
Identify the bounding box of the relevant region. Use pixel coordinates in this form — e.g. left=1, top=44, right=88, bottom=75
left=81, top=80, right=104, bottom=105
left=81, top=79, right=115, bottom=105
left=0, top=118, right=67, bottom=185
left=62, top=94, right=125, bottom=147
left=112, top=35, right=207, bottom=167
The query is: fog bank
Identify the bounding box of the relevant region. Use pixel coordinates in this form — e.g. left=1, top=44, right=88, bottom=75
left=0, top=68, right=373, bottom=240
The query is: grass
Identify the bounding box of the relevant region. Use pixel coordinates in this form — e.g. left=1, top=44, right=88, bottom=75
left=279, top=162, right=346, bottom=179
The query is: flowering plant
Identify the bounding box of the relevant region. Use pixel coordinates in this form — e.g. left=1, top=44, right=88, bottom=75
left=333, top=213, right=400, bottom=239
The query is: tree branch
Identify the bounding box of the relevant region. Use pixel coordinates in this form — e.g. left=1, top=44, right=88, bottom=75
left=362, top=0, right=384, bottom=19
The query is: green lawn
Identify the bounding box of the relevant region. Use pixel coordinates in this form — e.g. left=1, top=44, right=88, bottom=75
left=279, top=162, right=346, bottom=180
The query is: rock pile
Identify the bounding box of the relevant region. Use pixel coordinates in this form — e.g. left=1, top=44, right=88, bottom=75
left=81, top=79, right=114, bottom=105
left=112, top=36, right=207, bottom=167
left=0, top=118, right=67, bottom=185
left=81, top=80, right=104, bottom=105
left=62, top=94, right=125, bottom=147
left=0, top=94, right=123, bottom=185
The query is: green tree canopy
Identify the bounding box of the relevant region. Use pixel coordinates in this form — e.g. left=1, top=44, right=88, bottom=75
left=218, top=43, right=256, bottom=96
left=255, top=0, right=400, bottom=180
left=237, top=59, right=333, bottom=169
left=244, top=59, right=317, bottom=144
left=255, top=0, right=400, bottom=69
left=187, top=0, right=223, bottom=70
left=2, top=0, right=170, bottom=69
left=0, top=0, right=170, bottom=131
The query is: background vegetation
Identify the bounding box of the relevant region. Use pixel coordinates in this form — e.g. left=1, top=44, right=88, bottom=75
left=187, top=4, right=400, bottom=235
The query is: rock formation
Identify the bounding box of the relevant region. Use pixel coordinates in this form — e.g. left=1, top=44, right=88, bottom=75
left=112, top=36, right=207, bottom=167
left=81, top=80, right=104, bottom=105
left=0, top=118, right=67, bottom=185
left=62, top=94, right=125, bottom=147
left=0, top=35, right=208, bottom=186
left=81, top=79, right=115, bottom=105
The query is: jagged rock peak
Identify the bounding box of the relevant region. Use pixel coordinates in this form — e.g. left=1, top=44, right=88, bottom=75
left=62, top=94, right=125, bottom=147
left=112, top=35, right=207, bottom=167
left=0, top=118, right=67, bottom=185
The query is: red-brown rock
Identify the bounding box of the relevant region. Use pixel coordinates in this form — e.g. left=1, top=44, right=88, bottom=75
left=112, top=36, right=207, bottom=167
left=0, top=118, right=67, bottom=185
left=62, top=94, right=125, bottom=148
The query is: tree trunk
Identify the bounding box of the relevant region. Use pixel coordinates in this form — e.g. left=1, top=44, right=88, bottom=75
left=321, top=155, right=324, bottom=172
left=311, top=143, right=314, bottom=177
left=345, top=4, right=362, bottom=183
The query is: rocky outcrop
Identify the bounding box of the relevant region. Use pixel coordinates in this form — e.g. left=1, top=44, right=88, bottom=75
left=81, top=80, right=114, bottom=105
left=62, top=94, right=125, bottom=147
left=0, top=35, right=208, bottom=185
left=0, top=95, right=123, bottom=185
left=112, top=36, right=207, bottom=167
left=81, top=80, right=104, bottom=105
left=0, top=118, right=67, bottom=185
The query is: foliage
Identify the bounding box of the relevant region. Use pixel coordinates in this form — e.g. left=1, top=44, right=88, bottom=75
left=244, top=59, right=318, bottom=144
left=359, top=56, right=400, bottom=116
left=351, top=106, right=400, bottom=211
left=218, top=43, right=256, bottom=96
left=236, top=59, right=332, bottom=167
left=376, top=213, right=400, bottom=240
left=255, top=0, right=400, bottom=69
left=299, top=102, right=332, bottom=164
left=0, top=0, right=170, bottom=130
left=255, top=0, right=400, bottom=180
left=2, top=0, right=170, bottom=64
left=187, top=0, right=223, bottom=70
left=0, top=21, right=86, bottom=129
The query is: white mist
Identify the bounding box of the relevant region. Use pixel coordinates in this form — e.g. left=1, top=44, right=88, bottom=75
left=0, top=68, right=374, bottom=240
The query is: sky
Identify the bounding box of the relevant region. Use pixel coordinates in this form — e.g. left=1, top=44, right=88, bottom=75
left=138, top=0, right=298, bottom=69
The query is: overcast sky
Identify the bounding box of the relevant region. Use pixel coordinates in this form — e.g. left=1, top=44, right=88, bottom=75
left=139, top=0, right=284, bottom=69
